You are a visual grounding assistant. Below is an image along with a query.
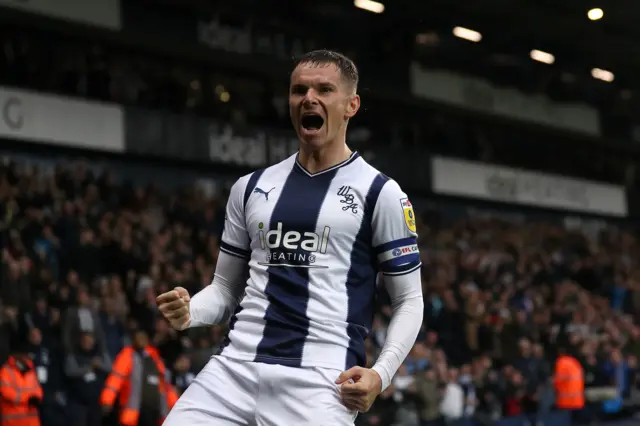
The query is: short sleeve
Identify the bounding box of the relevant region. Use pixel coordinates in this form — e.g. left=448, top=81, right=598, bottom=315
left=371, top=180, right=421, bottom=276
left=219, top=177, right=251, bottom=261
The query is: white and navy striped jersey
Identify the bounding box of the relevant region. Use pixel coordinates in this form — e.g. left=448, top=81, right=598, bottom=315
left=218, top=152, right=421, bottom=371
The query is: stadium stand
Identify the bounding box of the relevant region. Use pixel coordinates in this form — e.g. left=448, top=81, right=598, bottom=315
left=1, top=1, right=640, bottom=426
left=1, top=155, right=639, bottom=426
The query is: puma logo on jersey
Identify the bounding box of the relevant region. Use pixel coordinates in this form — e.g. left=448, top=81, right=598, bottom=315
left=254, top=187, right=276, bottom=201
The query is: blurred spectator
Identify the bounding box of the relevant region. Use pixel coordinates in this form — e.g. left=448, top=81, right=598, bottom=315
left=100, top=330, right=177, bottom=426
left=440, top=368, right=464, bottom=422
left=0, top=306, right=21, bottom=363
left=23, top=295, right=53, bottom=345
left=68, top=229, right=102, bottom=285
left=1, top=250, right=32, bottom=311
left=553, top=346, right=585, bottom=422
left=99, top=297, right=126, bottom=361
left=189, top=331, right=220, bottom=373
left=474, top=368, right=502, bottom=425
left=414, top=368, right=442, bottom=426
left=63, top=333, right=109, bottom=426
left=393, top=365, right=420, bottom=425
left=503, top=370, right=527, bottom=417
left=459, top=363, right=477, bottom=417
left=61, top=286, right=107, bottom=356
left=0, top=331, right=44, bottom=426
left=356, top=385, right=398, bottom=426
left=24, top=328, right=65, bottom=426
left=151, top=318, right=184, bottom=370
left=170, top=354, right=195, bottom=396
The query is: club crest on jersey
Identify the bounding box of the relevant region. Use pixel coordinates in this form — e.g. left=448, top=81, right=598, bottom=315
left=257, top=222, right=330, bottom=268
left=400, top=198, right=416, bottom=233
left=337, top=185, right=358, bottom=214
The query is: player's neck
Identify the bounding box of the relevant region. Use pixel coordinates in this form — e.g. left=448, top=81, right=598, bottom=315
left=298, top=140, right=352, bottom=174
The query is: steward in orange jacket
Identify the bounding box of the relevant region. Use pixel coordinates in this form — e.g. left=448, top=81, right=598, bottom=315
left=100, top=330, right=178, bottom=426
left=0, top=355, right=43, bottom=426
left=554, top=349, right=585, bottom=411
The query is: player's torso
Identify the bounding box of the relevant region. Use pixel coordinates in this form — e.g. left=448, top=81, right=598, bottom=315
left=245, top=164, right=367, bottom=283
left=222, top=153, right=381, bottom=367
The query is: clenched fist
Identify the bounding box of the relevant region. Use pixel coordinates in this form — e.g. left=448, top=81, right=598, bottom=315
left=156, top=286, right=192, bottom=330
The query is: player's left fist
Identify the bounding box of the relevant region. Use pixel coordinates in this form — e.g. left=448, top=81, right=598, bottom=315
left=335, top=366, right=382, bottom=413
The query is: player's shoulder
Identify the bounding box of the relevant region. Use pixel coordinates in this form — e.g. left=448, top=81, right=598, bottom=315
left=231, top=155, right=296, bottom=193
left=353, top=155, right=405, bottom=198
left=352, top=154, right=384, bottom=178
left=261, top=153, right=298, bottom=177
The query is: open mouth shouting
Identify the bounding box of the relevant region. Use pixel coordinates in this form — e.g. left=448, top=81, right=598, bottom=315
left=300, top=112, right=325, bottom=137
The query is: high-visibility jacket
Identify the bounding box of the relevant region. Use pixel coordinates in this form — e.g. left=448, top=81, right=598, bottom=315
left=0, top=357, right=43, bottom=426
left=100, top=346, right=178, bottom=426
left=554, top=355, right=585, bottom=410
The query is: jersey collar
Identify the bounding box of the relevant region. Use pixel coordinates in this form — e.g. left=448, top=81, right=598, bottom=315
left=294, top=151, right=360, bottom=178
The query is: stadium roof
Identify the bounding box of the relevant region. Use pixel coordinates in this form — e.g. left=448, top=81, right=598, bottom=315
left=4, top=0, right=639, bottom=122
left=405, top=0, right=638, bottom=92
left=166, top=0, right=640, bottom=118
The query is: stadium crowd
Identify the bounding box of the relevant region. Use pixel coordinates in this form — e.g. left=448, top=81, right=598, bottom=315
left=1, top=155, right=639, bottom=426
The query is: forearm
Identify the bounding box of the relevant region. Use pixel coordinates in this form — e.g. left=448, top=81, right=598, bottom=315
left=189, top=251, right=248, bottom=327
left=189, top=284, right=238, bottom=327
left=372, top=268, right=424, bottom=392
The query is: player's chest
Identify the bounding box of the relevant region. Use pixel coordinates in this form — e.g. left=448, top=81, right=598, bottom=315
left=245, top=178, right=367, bottom=242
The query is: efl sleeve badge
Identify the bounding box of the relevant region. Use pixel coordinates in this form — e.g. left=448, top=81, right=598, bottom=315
left=399, top=198, right=417, bottom=233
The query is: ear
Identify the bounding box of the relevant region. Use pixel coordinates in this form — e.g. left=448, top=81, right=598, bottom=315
left=345, top=94, right=360, bottom=119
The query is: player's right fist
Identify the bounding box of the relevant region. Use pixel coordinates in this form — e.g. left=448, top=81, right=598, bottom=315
left=156, top=287, right=191, bottom=331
